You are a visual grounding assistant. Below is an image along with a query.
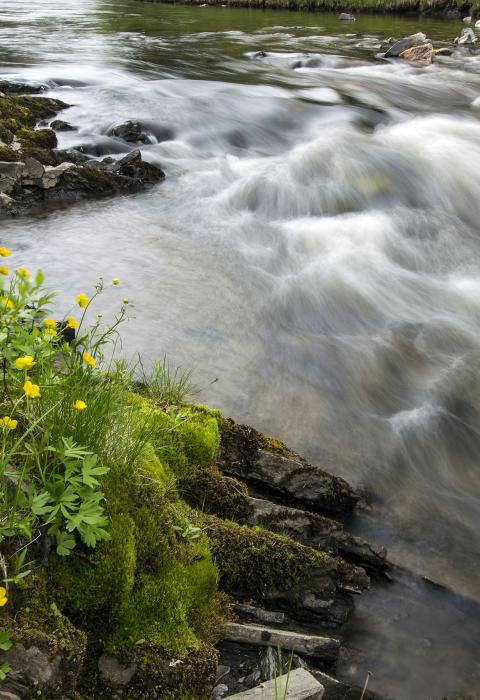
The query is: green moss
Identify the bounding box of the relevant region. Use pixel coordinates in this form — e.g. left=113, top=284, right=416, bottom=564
left=180, top=466, right=251, bottom=522
left=204, top=514, right=335, bottom=597
left=177, top=408, right=220, bottom=469
left=0, top=144, right=19, bottom=161
left=50, top=513, right=136, bottom=629
left=18, top=126, right=58, bottom=149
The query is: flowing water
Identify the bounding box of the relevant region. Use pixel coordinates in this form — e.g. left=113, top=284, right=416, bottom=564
left=1, top=1, right=480, bottom=697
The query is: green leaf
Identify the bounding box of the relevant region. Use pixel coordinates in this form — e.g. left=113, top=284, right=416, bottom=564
left=55, top=531, right=76, bottom=556
left=0, top=631, right=12, bottom=651
left=0, top=661, right=10, bottom=681
left=31, top=491, right=54, bottom=516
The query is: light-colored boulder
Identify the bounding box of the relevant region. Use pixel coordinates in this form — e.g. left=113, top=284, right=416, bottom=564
left=399, top=43, right=435, bottom=64
left=225, top=668, right=324, bottom=699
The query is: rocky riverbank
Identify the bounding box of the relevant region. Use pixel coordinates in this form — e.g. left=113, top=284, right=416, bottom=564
left=0, top=81, right=165, bottom=217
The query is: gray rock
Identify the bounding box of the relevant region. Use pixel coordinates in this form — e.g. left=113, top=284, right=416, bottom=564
left=213, top=684, right=229, bottom=699
left=221, top=623, right=340, bottom=663
left=259, top=646, right=276, bottom=681
left=215, top=664, right=231, bottom=684
left=224, top=669, right=324, bottom=699
left=235, top=604, right=286, bottom=625
left=435, top=47, right=454, bottom=56
left=98, top=654, right=137, bottom=686
left=40, top=162, right=75, bottom=189
left=339, top=13, right=355, bottom=20
left=0, top=692, right=22, bottom=700
left=1, top=644, right=61, bottom=686
left=455, top=27, right=476, bottom=44
left=22, top=156, right=44, bottom=179
left=384, top=32, right=427, bottom=58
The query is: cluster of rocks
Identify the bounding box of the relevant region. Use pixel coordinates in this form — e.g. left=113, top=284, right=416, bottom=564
left=0, top=83, right=165, bottom=217
left=206, top=418, right=387, bottom=699
left=383, top=24, right=479, bottom=65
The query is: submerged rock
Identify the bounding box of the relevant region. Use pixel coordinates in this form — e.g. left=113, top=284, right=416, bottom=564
left=50, top=119, right=75, bottom=131
left=384, top=32, right=427, bottom=58
left=339, top=13, right=355, bottom=21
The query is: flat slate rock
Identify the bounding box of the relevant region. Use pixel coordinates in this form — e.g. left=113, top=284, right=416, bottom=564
left=225, top=668, right=325, bottom=699
left=221, top=623, right=339, bottom=662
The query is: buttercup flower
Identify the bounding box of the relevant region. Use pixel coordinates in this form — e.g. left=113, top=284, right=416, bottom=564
left=15, top=355, right=36, bottom=371
left=66, top=315, right=79, bottom=329
left=0, top=247, right=11, bottom=258
left=0, top=416, right=17, bottom=431
left=0, top=587, right=7, bottom=606
left=24, top=380, right=40, bottom=399
left=16, top=268, right=31, bottom=279
left=73, top=400, right=87, bottom=411
left=76, top=293, right=89, bottom=309
left=123, top=298, right=129, bottom=305
left=45, top=328, right=57, bottom=337
left=2, top=298, right=13, bottom=309
left=43, top=318, right=57, bottom=329
left=83, top=351, right=96, bottom=368
left=0, top=266, right=8, bottom=276
left=112, top=277, right=119, bottom=285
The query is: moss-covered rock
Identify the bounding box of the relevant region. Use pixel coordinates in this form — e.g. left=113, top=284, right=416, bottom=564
left=1, top=568, right=87, bottom=698
left=180, top=466, right=252, bottom=522
left=204, top=514, right=369, bottom=626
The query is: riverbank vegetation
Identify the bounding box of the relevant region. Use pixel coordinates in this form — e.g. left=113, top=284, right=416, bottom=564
left=147, top=0, right=479, bottom=17
left=0, top=257, right=227, bottom=697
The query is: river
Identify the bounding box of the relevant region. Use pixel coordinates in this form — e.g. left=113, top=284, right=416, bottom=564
left=1, top=1, right=480, bottom=697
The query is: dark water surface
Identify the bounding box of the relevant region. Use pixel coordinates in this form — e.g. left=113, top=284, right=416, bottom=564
left=1, top=2, right=480, bottom=697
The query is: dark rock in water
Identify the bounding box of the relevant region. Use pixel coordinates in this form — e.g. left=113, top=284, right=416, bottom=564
left=384, top=32, right=427, bottom=58
left=0, top=80, right=45, bottom=95
left=435, top=47, right=454, bottom=56
left=311, top=669, right=383, bottom=699
left=50, top=119, right=75, bottom=132
left=218, top=418, right=360, bottom=514
left=55, top=148, right=90, bottom=165
left=399, top=42, right=435, bottom=64
left=254, top=50, right=267, bottom=58
left=107, top=120, right=154, bottom=144
left=339, top=13, right=355, bottom=21
left=77, top=139, right=129, bottom=157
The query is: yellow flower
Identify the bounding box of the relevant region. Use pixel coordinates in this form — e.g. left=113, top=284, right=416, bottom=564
left=66, top=315, right=79, bottom=329
left=76, top=293, right=89, bottom=309
left=0, top=266, right=8, bottom=276
left=123, top=298, right=129, bottom=305
left=15, top=355, right=36, bottom=371
left=112, top=277, right=119, bottom=285
left=2, top=298, right=13, bottom=309
left=16, top=268, right=31, bottom=279
left=0, top=247, right=11, bottom=258
left=0, top=416, right=17, bottom=431
left=43, top=318, right=57, bottom=329
left=83, top=351, right=96, bottom=368
left=45, top=328, right=57, bottom=337
left=73, top=400, right=87, bottom=411
left=24, top=380, right=40, bottom=399
left=0, top=586, right=7, bottom=606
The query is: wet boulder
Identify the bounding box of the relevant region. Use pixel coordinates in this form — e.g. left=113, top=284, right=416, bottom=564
left=384, top=32, right=427, bottom=58
left=50, top=119, right=75, bottom=132
left=339, top=13, right=355, bottom=21
left=399, top=43, right=435, bottom=64
left=455, top=27, right=477, bottom=45
left=107, top=120, right=154, bottom=145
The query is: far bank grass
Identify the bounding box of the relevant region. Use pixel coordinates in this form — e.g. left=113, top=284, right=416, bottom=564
left=140, top=0, right=476, bottom=17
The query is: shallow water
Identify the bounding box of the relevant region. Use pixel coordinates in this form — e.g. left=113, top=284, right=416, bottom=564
left=1, top=2, right=480, bottom=697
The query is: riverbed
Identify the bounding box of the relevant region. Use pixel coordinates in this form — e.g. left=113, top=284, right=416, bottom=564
left=1, top=2, right=480, bottom=697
